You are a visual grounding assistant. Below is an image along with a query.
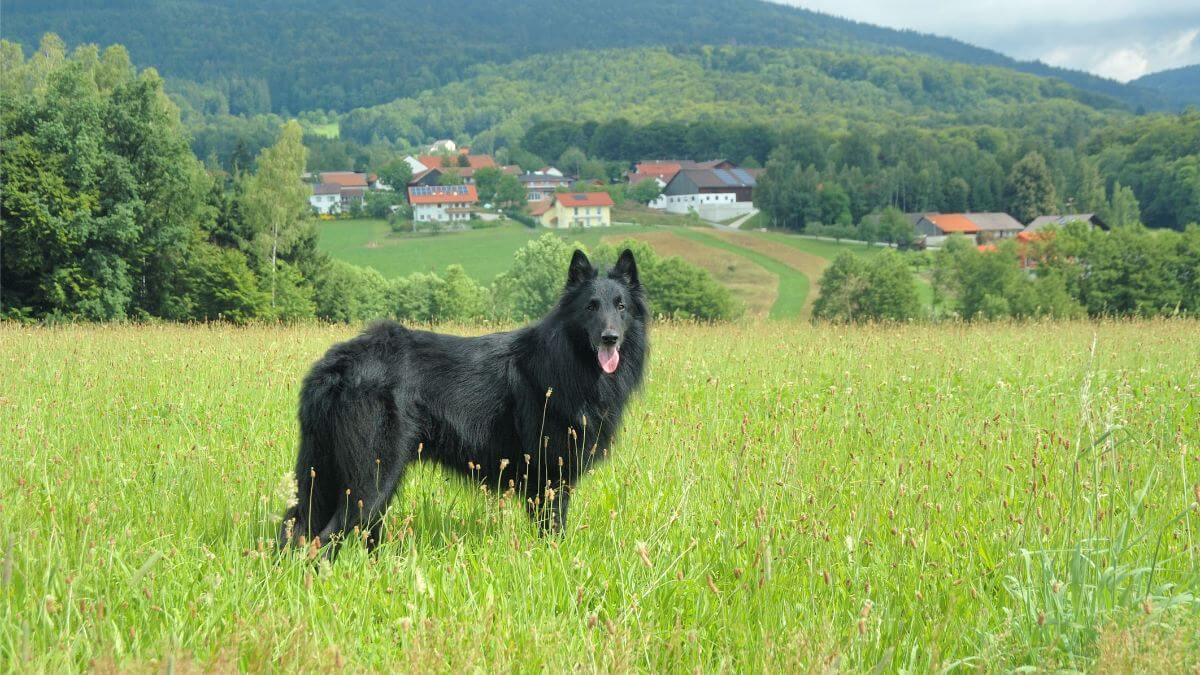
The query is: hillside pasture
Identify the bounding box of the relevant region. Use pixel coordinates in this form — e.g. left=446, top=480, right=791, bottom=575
left=601, top=230, right=779, bottom=316
left=316, top=219, right=955, bottom=320
left=1, top=321, right=1197, bottom=671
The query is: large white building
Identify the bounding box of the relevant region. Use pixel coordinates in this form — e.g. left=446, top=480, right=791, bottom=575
left=408, top=185, right=479, bottom=223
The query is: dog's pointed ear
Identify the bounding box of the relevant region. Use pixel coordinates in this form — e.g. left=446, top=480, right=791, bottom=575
left=566, top=249, right=595, bottom=287
left=610, top=248, right=640, bottom=287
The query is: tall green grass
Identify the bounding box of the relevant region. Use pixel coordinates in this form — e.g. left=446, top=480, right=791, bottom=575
left=0, top=321, right=1197, bottom=671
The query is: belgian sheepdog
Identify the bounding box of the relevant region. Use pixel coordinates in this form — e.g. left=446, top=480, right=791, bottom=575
left=279, top=249, right=648, bottom=554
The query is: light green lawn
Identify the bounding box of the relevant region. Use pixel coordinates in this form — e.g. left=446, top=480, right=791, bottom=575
left=303, top=121, right=339, bottom=138
left=316, top=219, right=663, bottom=281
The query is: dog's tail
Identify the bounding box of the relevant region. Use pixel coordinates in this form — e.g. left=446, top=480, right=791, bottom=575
left=279, top=365, right=344, bottom=549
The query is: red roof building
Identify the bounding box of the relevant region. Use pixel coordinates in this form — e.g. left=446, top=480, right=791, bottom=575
left=318, top=171, right=368, bottom=188
left=555, top=192, right=615, bottom=208
left=408, top=185, right=479, bottom=224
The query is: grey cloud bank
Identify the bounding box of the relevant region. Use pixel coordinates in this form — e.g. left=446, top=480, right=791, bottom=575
left=777, top=0, right=1200, bottom=81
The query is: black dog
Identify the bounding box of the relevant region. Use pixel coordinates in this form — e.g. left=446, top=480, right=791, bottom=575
left=279, top=249, right=648, bottom=554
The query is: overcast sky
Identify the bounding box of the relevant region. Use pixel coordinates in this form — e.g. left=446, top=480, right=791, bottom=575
left=777, top=0, right=1200, bottom=82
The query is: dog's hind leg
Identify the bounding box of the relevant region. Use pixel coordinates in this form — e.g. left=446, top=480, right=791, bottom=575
left=361, top=428, right=421, bottom=550
left=312, top=399, right=418, bottom=557
left=279, top=433, right=341, bottom=550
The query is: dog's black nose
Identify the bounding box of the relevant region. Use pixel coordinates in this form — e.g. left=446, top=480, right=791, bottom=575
left=601, top=331, right=619, bottom=346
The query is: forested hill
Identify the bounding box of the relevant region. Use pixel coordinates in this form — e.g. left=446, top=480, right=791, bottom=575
left=2, top=0, right=1178, bottom=113
left=334, top=46, right=1119, bottom=148
left=1133, top=65, right=1200, bottom=110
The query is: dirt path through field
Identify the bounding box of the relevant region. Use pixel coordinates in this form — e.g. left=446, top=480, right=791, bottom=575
left=703, top=230, right=832, bottom=317
left=601, top=231, right=778, bottom=317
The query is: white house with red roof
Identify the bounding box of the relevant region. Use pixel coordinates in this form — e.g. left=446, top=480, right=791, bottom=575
left=317, top=171, right=369, bottom=211
left=408, top=185, right=479, bottom=223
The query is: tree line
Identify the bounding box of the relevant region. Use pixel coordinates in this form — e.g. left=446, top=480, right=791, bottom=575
left=813, top=223, right=1200, bottom=323
left=515, top=112, right=1198, bottom=231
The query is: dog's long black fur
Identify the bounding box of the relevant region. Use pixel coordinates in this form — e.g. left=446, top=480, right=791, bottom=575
left=279, top=249, right=648, bottom=554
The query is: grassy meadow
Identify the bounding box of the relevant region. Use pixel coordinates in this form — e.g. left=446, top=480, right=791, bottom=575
left=313, top=216, right=923, bottom=320
left=1, top=320, right=1199, bottom=672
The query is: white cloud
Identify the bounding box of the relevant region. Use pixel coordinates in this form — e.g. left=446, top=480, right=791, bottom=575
left=1038, top=26, right=1198, bottom=81
left=1094, top=49, right=1152, bottom=82
left=775, top=1, right=1200, bottom=80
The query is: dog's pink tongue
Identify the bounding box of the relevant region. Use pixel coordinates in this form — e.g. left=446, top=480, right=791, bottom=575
left=598, top=345, right=620, bottom=374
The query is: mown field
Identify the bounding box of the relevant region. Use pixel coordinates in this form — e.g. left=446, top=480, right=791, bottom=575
left=1, top=321, right=1198, bottom=672
left=315, top=217, right=919, bottom=319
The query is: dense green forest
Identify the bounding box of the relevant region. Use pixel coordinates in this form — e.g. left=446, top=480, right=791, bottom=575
left=4, top=0, right=1189, bottom=113
left=335, top=46, right=1118, bottom=149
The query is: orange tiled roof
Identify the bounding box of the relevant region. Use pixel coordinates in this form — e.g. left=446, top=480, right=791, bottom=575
left=319, top=171, right=368, bottom=188
left=556, top=192, right=615, bottom=208
left=926, top=213, right=980, bottom=234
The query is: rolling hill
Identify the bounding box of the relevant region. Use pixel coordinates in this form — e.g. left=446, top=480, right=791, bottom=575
left=335, top=45, right=1120, bottom=148
left=1, top=0, right=1177, bottom=113
left=1133, top=65, right=1200, bottom=110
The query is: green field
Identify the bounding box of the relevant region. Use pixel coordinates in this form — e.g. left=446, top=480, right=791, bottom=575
left=302, top=121, right=339, bottom=139
left=317, top=220, right=669, bottom=282
left=2, top=321, right=1198, bottom=671
left=316, top=217, right=920, bottom=320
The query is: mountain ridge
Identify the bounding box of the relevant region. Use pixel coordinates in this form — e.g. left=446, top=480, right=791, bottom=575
left=2, top=0, right=1182, bottom=113
left=1133, top=64, right=1200, bottom=109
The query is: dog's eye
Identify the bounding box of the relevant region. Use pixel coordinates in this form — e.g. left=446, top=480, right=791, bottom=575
left=587, top=300, right=599, bottom=312
left=617, top=302, right=626, bottom=311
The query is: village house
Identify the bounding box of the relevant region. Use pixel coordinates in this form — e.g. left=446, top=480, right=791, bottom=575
left=537, top=192, right=614, bottom=228
left=655, top=167, right=757, bottom=220
left=318, top=171, right=369, bottom=211
left=914, top=212, right=1024, bottom=245
left=627, top=159, right=737, bottom=186
left=914, top=213, right=980, bottom=245
left=1025, top=213, right=1110, bottom=232
left=407, top=167, right=444, bottom=191
left=403, top=149, right=520, bottom=186
left=408, top=185, right=479, bottom=223
left=309, top=183, right=342, bottom=215
left=519, top=168, right=573, bottom=201
left=966, top=213, right=1025, bottom=239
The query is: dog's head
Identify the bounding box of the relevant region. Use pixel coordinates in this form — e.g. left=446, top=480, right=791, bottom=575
left=559, top=249, right=646, bottom=375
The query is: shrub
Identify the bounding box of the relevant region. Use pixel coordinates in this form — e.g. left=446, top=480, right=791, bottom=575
left=813, top=251, right=921, bottom=323
left=314, top=259, right=393, bottom=323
